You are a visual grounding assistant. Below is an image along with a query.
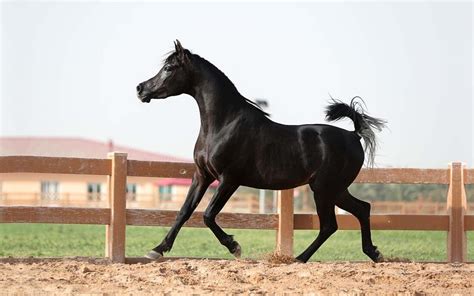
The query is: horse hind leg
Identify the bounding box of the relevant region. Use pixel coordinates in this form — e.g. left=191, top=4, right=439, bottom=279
left=335, top=189, right=383, bottom=262
left=295, top=188, right=338, bottom=263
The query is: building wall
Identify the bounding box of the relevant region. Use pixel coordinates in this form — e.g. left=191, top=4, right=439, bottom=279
left=0, top=173, right=157, bottom=205
left=128, top=177, right=157, bottom=202
left=1, top=179, right=40, bottom=201
left=172, top=185, right=188, bottom=201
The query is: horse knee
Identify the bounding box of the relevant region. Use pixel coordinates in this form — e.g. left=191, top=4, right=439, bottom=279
left=176, top=208, right=192, bottom=222
left=203, top=212, right=214, bottom=227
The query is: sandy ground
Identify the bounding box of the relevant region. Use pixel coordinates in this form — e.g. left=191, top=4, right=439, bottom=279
left=0, top=257, right=473, bottom=295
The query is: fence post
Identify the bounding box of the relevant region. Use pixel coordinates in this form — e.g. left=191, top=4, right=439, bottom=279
left=446, top=162, right=467, bottom=263
left=276, top=189, right=294, bottom=256
left=105, top=152, right=127, bottom=263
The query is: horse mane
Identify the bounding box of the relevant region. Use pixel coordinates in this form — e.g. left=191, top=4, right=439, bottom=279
left=165, top=50, right=270, bottom=117
left=243, top=98, right=270, bottom=117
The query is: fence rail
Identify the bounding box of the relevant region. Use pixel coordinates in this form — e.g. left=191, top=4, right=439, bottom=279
left=2, top=193, right=472, bottom=214
left=0, top=192, right=262, bottom=213
left=0, top=154, right=472, bottom=263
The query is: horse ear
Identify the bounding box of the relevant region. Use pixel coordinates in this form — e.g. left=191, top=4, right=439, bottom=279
left=174, top=40, right=184, bottom=53
left=174, top=39, right=189, bottom=64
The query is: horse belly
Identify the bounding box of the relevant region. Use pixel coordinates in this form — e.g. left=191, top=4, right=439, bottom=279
left=240, top=174, right=311, bottom=190
left=238, top=150, right=316, bottom=190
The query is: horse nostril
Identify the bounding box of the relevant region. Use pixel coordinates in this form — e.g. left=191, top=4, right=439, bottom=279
left=136, top=84, right=143, bottom=93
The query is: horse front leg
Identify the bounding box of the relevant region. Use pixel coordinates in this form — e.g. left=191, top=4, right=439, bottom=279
left=203, top=182, right=240, bottom=257
left=145, top=173, right=212, bottom=259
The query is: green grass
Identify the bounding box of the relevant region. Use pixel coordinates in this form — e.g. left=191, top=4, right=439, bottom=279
left=1, top=224, right=473, bottom=261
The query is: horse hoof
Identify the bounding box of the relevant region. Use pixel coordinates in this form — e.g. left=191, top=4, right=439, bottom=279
left=294, top=256, right=307, bottom=263
left=376, top=251, right=384, bottom=263
left=294, top=258, right=306, bottom=264
left=372, top=249, right=384, bottom=263
left=145, top=250, right=163, bottom=260
left=232, top=244, right=242, bottom=258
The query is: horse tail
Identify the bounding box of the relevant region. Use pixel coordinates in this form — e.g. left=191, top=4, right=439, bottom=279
left=325, top=97, right=386, bottom=167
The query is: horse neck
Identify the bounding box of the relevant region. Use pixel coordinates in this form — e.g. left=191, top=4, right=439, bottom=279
left=190, top=64, right=244, bottom=134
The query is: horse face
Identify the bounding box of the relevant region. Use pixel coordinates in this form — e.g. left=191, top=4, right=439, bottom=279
left=136, top=62, right=190, bottom=102
left=137, top=40, right=191, bottom=103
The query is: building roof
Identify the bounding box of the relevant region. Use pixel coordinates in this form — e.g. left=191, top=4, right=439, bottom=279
left=0, top=137, right=191, bottom=162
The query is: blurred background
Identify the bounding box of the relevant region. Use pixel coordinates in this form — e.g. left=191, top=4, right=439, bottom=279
left=0, top=1, right=472, bottom=214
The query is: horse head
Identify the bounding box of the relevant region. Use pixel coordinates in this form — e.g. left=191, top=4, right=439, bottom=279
left=137, top=40, right=193, bottom=103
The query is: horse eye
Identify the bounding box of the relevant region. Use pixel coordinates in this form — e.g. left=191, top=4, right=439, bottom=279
left=164, top=65, right=177, bottom=72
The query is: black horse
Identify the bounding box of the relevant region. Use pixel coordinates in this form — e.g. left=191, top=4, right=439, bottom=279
left=137, top=41, right=386, bottom=263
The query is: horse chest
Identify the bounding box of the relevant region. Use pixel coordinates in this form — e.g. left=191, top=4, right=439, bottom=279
left=194, top=133, right=247, bottom=178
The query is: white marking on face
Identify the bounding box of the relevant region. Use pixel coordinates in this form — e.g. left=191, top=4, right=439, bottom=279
left=159, top=69, right=168, bottom=80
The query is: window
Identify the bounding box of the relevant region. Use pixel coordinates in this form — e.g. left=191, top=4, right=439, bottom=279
left=87, top=183, right=102, bottom=201
left=158, top=186, right=172, bottom=201
left=126, top=183, right=137, bottom=201
left=159, top=186, right=172, bottom=194
left=41, top=181, right=59, bottom=200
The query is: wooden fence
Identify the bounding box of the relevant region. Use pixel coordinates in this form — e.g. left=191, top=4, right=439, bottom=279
left=0, top=153, right=473, bottom=263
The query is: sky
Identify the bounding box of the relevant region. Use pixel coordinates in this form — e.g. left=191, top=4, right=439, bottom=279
left=1, top=1, right=473, bottom=168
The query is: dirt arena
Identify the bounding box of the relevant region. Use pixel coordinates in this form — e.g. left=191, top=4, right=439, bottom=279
left=0, top=257, right=473, bottom=295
